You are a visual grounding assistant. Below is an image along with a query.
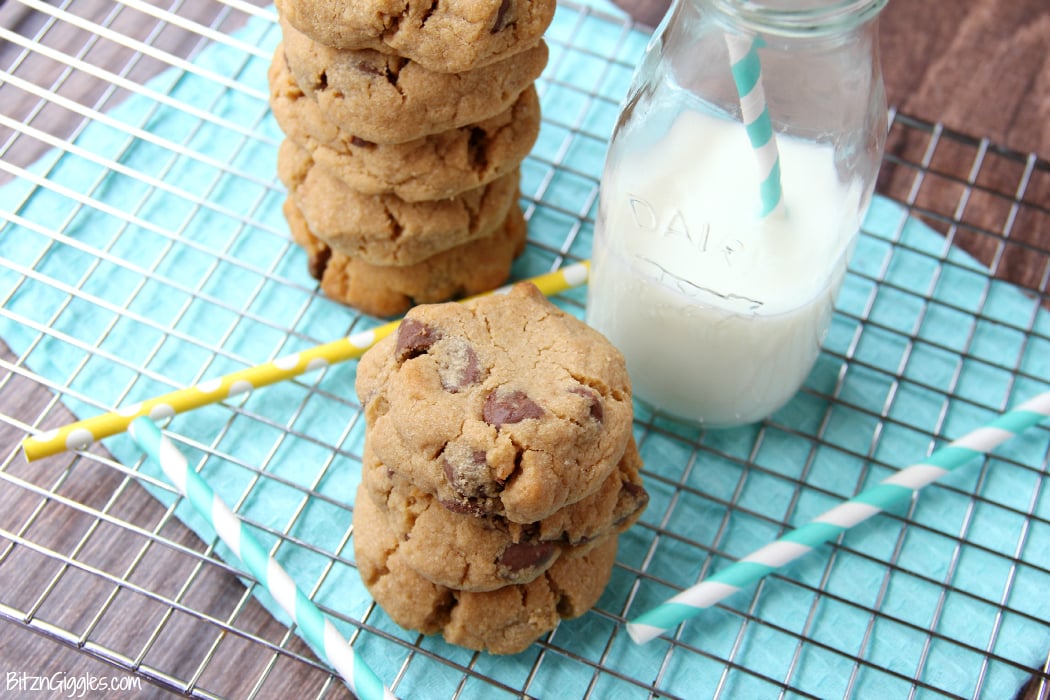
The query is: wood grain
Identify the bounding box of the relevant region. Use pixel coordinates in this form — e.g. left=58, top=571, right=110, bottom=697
left=877, top=0, right=1050, bottom=298
left=879, top=0, right=1050, bottom=160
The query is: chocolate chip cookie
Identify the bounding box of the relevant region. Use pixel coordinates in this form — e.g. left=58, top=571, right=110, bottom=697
left=278, top=139, right=519, bottom=266
left=278, top=23, right=548, bottom=144
left=269, top=51, right=541, bottom=201
left=356, top=282, right=634, bottom=523
left=352, top=483, right=618, bottom=654
left=275, top=0, right=556, bottom=74
left=362, top=435, right=647, bottom=591
left=284, top=196, right=526, bottom=317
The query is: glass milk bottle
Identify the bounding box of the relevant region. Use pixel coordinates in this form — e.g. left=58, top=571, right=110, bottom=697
left=586, top=0, right=887, bottom=427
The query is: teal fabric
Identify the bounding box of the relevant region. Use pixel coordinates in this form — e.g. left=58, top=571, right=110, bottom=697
left=1, top=2, right=1048, bottom=698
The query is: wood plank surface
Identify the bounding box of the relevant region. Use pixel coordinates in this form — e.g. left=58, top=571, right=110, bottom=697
left=880, top=0, right=1050, bottom=160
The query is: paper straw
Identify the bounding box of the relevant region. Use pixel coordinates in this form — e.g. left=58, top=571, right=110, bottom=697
left=724, top=33, right=783, bottom=217
left=627, top=391, right=1050, bottom=644
left=22, top=261, right=591, bottom=461
left=127, top=417, right=397, bottom=700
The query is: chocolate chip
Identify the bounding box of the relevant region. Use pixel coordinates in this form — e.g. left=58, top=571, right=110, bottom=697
left=439, top=498, right=487, bottom=516
left=442, top=446, right=492, bottom=498
left=307, top=246, right=330, bottom=280
left=356, top=57, right=404, bottom=86
left=491, top=0, right=512, bottom=33
left=349, top=135, right=376, bottom=149
left=354, top=61, right=385, bottom=77
left=483, top=389, right=543, bottom=426
left=622, top=481, right=647, bottom=501
left=395, top=319, right=441, bottom=361
left=570, top=385, right=604, bottom=422
left=467, top=127, right=488, bottom=170
left=439, top=338, right=481, bottom=393
left=499, top=541, right=556, bottom=574
left=613, top=481, right=650, bottom=525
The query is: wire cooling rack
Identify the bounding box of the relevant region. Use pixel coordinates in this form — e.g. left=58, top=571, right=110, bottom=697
left=1, top=0, right=1049, bottom=698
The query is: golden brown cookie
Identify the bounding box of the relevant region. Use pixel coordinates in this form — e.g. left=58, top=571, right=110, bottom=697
left=275, top=0, right=556, bottom=74
left=269, top=51, right=541, bottom=202
left=278, top=22, right=548, bottom=144
left=278, top=139, right=520, bottom=266
left=356, top=282, right=634, bottom=523
left=362, top=435, right=647, bottom=591
left=352, top=484, right=618, bottom=655
left=284, top=196, right=527, bottom=317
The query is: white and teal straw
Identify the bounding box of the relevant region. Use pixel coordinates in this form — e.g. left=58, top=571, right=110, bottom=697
left=627, top=391, right=1050, bottom=644
left=725, top=33, right=783, bottom=217
left=128, top=417, right=397, bottom=700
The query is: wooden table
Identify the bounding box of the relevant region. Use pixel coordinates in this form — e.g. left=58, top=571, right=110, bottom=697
left=1, top=0, right=1047, bottom=697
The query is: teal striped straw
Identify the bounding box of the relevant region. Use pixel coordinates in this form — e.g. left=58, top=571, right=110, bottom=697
left=627, top=391, right=1050, bottom=644
left=725, top=33, right=783, bottom=217
left=128, top=417, right=397, bottom=699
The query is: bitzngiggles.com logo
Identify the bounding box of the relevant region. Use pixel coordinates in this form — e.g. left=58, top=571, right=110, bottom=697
left=6, top=671, right=143, bottom=698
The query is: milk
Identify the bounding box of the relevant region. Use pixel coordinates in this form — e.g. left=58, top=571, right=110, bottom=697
left=586, top=109, right=864, bottom=427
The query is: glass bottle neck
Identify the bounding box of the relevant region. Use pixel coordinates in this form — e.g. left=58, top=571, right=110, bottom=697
left=700, top=0, right=887, bottom=36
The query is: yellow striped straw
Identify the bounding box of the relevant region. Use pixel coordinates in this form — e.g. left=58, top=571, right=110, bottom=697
left=22, top=261, right=591, bottom=461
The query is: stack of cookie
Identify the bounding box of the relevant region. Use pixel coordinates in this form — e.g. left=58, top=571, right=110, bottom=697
left=352, top=283, right=649, bottom=654
left=269, top=0, right=556, bottom=316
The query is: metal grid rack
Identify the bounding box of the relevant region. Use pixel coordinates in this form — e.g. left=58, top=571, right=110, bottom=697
left=1, top=0, right=1049, bottom=698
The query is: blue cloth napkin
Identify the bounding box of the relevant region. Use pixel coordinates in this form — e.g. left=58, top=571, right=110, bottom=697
left=1, top=2, right=1048, bottom=698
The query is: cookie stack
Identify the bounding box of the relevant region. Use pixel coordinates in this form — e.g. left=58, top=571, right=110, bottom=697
left=269, top=0, right=557, bottom=316
left=352, top=283, right=649, bottom=654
